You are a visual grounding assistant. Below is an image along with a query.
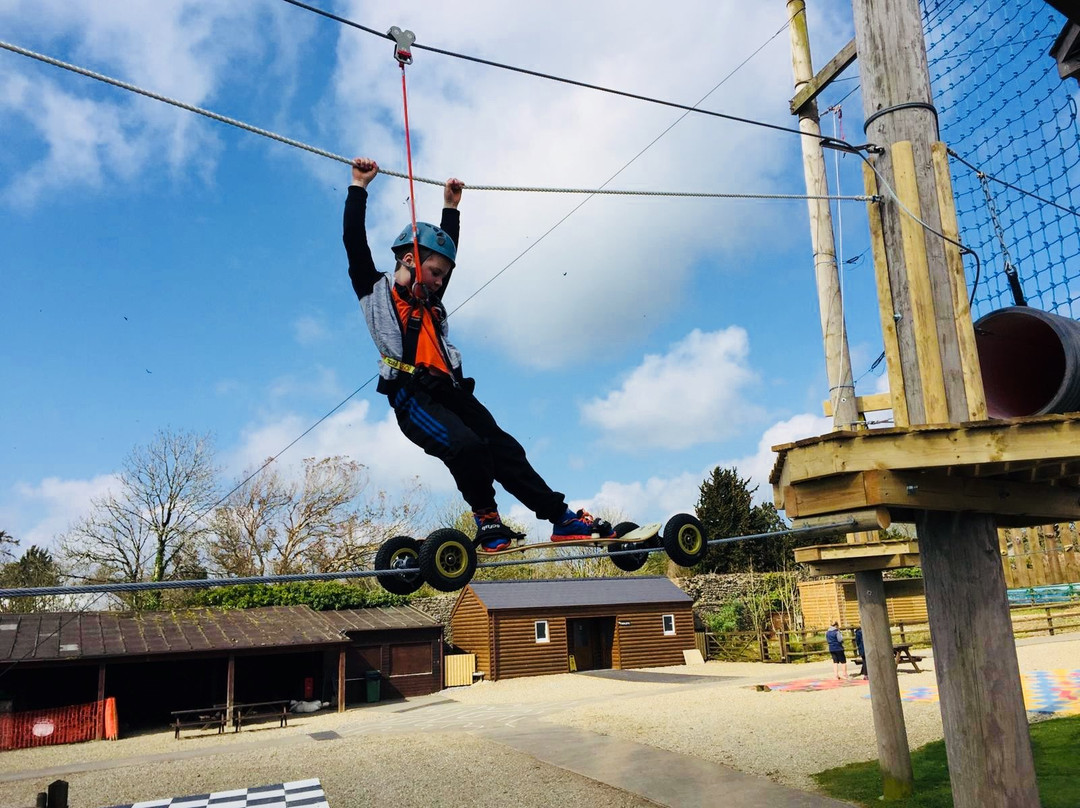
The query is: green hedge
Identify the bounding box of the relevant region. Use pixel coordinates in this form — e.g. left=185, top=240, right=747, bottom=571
left=192, top=581, right=408, bottom=611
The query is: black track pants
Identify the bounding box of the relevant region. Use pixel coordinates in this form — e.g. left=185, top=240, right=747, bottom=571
left=390, top=382, right=566, bottom=521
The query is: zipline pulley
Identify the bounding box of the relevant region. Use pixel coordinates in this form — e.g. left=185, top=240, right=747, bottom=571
left=388, top=26, right=415, bottom=65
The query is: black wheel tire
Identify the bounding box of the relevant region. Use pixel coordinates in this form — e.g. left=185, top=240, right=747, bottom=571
left=662, top=513, right=707, bottom=567
left=608, top=521, right=649, bottom=572
left=374, top=535, right=425, bottom=595
left=419, top=528, right=477, bottom=592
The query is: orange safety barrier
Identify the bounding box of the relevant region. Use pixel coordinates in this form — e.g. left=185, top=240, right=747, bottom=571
left=104, top=697, right=118, bottom=740
left=0, top=699, right=114, bottom=750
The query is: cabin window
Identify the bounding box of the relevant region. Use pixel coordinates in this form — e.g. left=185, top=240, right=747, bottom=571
left=535, top=620, right=549, bottom=643
left=662, top=614, right=676, bottom=636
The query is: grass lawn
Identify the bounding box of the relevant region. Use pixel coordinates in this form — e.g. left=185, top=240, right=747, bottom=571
left=812, top=715, right=1080, bottom=806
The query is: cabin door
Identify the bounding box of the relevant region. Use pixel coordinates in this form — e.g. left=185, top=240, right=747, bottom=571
left=568, top=617, right=615, bottom=671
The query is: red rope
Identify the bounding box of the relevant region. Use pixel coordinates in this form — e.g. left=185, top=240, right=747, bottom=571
left=399, top=62, right=424, bottom=292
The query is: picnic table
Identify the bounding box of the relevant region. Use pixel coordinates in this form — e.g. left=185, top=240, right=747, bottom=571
left=231, top=699, right=290, bottom=732
left=171, top=706, right=227, bottom=739
left=892, top=643, right=924, bottom=672
left=851, top=643, right=925, bottom=674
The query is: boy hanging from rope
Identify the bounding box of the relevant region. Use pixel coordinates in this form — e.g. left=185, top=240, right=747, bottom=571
left=343, top=157, right=615, bottom=552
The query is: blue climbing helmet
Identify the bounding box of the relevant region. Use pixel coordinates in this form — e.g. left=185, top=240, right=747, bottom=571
left=392, top=222, right=456, bottom=267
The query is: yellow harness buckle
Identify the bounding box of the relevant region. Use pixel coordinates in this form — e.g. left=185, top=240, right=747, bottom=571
left=382, top=356, right=416, bottom=374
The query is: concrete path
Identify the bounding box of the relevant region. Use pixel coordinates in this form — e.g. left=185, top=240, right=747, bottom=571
left=484, top=722, right=851, bottom=808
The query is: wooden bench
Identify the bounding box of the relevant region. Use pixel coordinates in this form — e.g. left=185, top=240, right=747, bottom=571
left=231, top=700, right=290, bottom=732
left=171, top=706, right=227, bottom=739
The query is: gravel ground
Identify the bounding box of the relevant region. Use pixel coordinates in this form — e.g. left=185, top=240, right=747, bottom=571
left=0, top=637, right=1075, bottom=806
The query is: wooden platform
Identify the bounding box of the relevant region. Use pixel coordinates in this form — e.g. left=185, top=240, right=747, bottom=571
left=794, top=539, right=920, bottom=576
left=772, top=413, right=1080, bottom=528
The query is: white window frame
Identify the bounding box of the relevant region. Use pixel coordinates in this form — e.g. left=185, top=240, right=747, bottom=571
left=535, top=620, right=550, bottom=643
left=662, top=614, right=676, bottom=636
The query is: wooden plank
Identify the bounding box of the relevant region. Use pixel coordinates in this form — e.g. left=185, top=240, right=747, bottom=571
left=784, top=473, right=870, bottom=518
left=1044, top=528, right=1065, bottom=585
left=805, top=553, right=921, bottom=577
left=891, top=141, right=950, bottom=423
left=998, top=529, right=1014, bottom=589
left=444, top=653, right=477, bottom=687
left=932, top=142, right=988, bottom=421
left=786, top=468, right=1080, bottom=521
left=790, top=508, right=892, bottom=533
left=794, top=539, right=920, bottom=564
left=790, top=38, right=858, bottom=114
left=778, top=417, right=1080, bottom=483
left=864, top=163, right=910, bottom=427
left=823, top=391, right=893, bottom=417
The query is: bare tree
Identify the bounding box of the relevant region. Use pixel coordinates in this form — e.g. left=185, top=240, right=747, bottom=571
left=61, top=429, right=218, bottom=609
left=209, top=458, right=427, bottom=576
left=0, top=530, right=19, bottom=562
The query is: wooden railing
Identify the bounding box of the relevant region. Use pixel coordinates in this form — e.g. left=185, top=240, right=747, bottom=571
left=701, top=600, right=1080, bottom=663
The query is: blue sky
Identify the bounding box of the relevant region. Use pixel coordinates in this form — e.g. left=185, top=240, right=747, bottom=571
left=1, top=0, right=888, bottom=549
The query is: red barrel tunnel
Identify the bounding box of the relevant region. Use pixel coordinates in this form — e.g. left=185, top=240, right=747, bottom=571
left=975, top=306, right=1080, bottom=418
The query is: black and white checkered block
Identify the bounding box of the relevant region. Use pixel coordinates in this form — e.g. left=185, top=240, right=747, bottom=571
left=105, top=778, right=329, bottom=808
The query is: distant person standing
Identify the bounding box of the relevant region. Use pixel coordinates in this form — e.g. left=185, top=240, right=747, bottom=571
left=855, top=626, right=867, bottom=679
left=826, top=621, right=848, bottom=680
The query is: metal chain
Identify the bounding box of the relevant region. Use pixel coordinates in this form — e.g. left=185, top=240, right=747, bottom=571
left=976, top=170, right=1026, bottom=305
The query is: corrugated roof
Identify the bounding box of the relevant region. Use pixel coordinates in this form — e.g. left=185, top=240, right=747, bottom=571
left=0, top=605, right=438, bottom=663
left=318, top=605, right=441, bottom=632
left=467, top=577, right=692, bottom=610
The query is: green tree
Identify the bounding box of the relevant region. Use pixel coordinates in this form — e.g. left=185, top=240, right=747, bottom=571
left=0, top=545, right=65, bottom=613
left=694, top=467, right=815, bottom=573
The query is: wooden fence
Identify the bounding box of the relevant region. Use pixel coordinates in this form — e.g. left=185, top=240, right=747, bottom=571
left=1000, top=523, right=1080, bottom=588
left=444, top=653, right=477, bottom=687
left=703, top=600, right=1080, bottom=663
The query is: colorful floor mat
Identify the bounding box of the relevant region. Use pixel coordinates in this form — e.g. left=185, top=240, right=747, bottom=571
left=891, top=670, right=1080, bottom=715
left=757, top=676, right=870, bottom=692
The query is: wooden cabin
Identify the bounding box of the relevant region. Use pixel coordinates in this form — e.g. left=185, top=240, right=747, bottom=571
left=449, top=577, right=695, bottom=681
left=799, top=577, right=929, bottom=628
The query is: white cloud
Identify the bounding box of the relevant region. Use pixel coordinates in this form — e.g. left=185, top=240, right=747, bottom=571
left=581, top=327, right=763, bottom=450
left=3, top=473, right=120, bottom=551
left=225, top=399, right=456, bottom=498
left=268, top=365, right=343, bottom=400
left=325, top=1, right=840, bottom=369
left=293, top=315, right=329, bottom=345
left=0, top=0, right=312, bottom=204
left=578, top=411, right=835, bottom=528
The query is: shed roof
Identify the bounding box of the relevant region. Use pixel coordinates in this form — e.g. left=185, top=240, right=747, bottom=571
left=466, top=577, right=692, bottom=611
left=319, top=605, right=440, bottom=632
left=0, top=605, right=439, bottom=664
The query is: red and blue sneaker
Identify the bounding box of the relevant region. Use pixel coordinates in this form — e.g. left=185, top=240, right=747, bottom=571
left=551, top=509, right=616, bottom=542
left=473, top=509, right=514, bottom=553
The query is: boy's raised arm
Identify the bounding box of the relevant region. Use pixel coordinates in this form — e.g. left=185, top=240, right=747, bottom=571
left=344, top=157, right=380, bottom=300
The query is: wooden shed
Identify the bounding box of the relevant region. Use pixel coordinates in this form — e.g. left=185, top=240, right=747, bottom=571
left=799, top=577, right=928, bottom=628
left=450, top=577, right=695, bottom=681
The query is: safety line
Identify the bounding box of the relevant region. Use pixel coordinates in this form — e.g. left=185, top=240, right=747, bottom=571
left=0, top=40, right=871, bottom=203
left=276, top=0, right=850, bottom=149
left=0, top=519, right=858, bottom=598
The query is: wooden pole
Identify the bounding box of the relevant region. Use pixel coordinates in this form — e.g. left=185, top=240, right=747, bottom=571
left=789, top=9, right=912, bottom=792
left=917, top=511, right=1038, bottom=804
left=854, top=570, right=913, bottom=798
left=787, top=0, right=859, bottom=429
left=338, top=649, right=346, bottom=713
left=225, top=654, right=235, bottom=724
left=852, top=0, right=1038, bottom=803
left=96, top=664, right=106, bottom=741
